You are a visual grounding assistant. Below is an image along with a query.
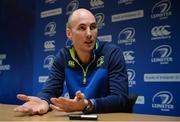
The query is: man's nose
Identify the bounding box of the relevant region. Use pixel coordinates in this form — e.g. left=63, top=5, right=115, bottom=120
left=86, top=28, right=92, bottom=39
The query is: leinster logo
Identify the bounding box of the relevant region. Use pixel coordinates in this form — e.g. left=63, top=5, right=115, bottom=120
left=118, top=27, right=136, bottom=45
left=95, top=13, right=105, bottom=29
left=151, top=45, right=173, bottom=64
left=151, top=0, right=172, bottom=19
left=127, top=69, right=136, bottom=87
left=68, top=60, right=75, bottom=68
left=44, top=22, right=56, bottom=37
left=96, top=56, right=104, bottom=67
left=66, top=0, right=79, bottom=15
left=43, top=55, right=55, bottom=70
left=152, top=91, right=174, bottom=111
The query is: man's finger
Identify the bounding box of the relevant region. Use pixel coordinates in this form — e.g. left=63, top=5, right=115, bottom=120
left=50, top=104, right=64, bottom=112
left=14, top=106, right=25, bottom=112
left=76, top=91, right=85, bottom=100
left=51, top=97, right=75, bottom=110
left=14, top=105, right=31, bottom=113
left=50, top=98, right=65, bottom=108
left=16, top=94, right=30, bottom=102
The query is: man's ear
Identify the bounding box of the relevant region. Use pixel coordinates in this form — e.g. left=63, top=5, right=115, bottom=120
left=66, top=28, right=72, bottom=40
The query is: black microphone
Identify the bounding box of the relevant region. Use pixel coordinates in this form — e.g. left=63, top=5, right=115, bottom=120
left=69, top=114, right=98, bottom=120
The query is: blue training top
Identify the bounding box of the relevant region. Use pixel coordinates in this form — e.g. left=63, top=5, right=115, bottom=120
left=37, top=41, right=128, bottom=113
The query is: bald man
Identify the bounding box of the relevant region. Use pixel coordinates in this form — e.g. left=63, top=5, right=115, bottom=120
left=14, top=8, right=128, bottom=115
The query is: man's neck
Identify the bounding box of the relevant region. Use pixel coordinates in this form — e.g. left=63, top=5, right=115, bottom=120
left=76, top=50, right=92, bottom=65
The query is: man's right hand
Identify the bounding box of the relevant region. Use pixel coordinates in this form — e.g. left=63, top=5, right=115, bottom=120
left=14, top=94, right=49, bottom=115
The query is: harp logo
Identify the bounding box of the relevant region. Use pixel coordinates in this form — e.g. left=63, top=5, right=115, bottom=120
left=44, top=22, right=56, bottom=37
left=43, top=55, right=55, bottom=70
left=151, top=0, right=172, bottom=19
left=118, top=27, right=136, bottom=45
left=66, top=0, right=79, bottom=15
left=151, top=45, right=173, bottom=64
left=152, top=91, right=174, bottom=111
left=127, top=69, right=136, bottom=87
left=95, top=13, right=105, bottom=29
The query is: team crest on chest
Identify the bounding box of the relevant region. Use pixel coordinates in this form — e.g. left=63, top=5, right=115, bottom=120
left=96, top=56, right=104, bottom=67
left=68, top=60, right=75, bottom=68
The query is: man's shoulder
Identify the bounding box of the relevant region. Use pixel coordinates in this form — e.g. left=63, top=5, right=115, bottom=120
left=99, top=41, right=122, bottom=53
left=54, top=48, right=68, bottom=61
left=56, top=47, right=68, bottom=55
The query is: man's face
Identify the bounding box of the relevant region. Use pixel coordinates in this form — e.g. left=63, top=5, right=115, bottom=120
left=67, top=11, right=97, bottom=53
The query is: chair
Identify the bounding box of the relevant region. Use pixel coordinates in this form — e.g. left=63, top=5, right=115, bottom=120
left=124, top=94, right=138, bottom=113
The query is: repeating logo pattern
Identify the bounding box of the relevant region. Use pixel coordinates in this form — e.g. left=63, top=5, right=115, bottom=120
left=90, top=0, right=104, bottom=9
left=152, top=91, right=174, bottom=111
left=44, top=22, right=56, bottom=36
left=43, top=55, right=56, bottom=70
left=151, top=0, right=172, bottom=19
left=31, top=0, right=179, bottom=116
left=44, top=40, right=55, bottom=52
left=151, top=25, right=171, bottom=40
left=95, top=13, right=105, bottom=29
left=123, top=51, right=135, bottom=64
left=66, top=0, right=79, bottom=15
left=127, top=69, right=136, bottom=87
left=118, top=27, right=136, bottom=45
left=151, top=45, right=173, bottom=64
left=0, top=54, right=11, bottom=73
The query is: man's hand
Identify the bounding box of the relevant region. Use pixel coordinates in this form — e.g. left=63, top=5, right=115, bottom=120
left=14, top=94, right=49, bottom=115
left=50, top=91, right=88, bottom=112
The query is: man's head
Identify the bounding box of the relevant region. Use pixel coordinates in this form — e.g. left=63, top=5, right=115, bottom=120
left=66, top=8, right=97, bottom=54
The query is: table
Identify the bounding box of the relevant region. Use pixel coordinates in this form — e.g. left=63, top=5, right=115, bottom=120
left=0, top=104, right=179, bottom=121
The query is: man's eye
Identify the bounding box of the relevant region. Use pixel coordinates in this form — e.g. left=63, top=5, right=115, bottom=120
left=90, top=25, right=97, bottom=30
left=79, top=26, right=86, bottom=31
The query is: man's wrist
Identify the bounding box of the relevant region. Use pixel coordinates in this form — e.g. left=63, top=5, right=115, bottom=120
left=82, top=99, right=94, bottom=114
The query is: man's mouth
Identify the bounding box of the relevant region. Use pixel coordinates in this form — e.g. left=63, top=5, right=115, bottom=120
left=85, top=40, right=93, bottom=44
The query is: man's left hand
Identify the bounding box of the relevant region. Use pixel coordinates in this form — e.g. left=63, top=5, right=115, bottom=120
left=50, top=91, right=88, bottom=112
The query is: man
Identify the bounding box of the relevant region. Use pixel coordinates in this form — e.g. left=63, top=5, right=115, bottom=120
left=14, top=8, right=128, bottom=115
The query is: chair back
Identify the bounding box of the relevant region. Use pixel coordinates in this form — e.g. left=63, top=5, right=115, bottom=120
left=124, top=94, right=138, bottom=113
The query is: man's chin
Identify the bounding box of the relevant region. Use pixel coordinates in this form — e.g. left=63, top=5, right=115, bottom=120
left=83, top=47, right=94, bottom=53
